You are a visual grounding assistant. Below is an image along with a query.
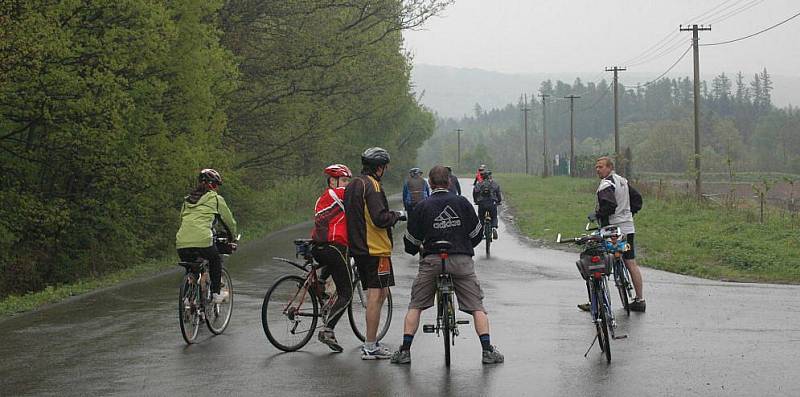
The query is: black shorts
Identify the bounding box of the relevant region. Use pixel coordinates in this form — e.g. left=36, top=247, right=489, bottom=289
left=623, top=233, right=636, bottom=260
left=353, top=255, right=395, bottom=289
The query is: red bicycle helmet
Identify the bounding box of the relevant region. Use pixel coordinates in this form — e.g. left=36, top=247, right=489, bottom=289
left=324, top=164, right=352, bottom=178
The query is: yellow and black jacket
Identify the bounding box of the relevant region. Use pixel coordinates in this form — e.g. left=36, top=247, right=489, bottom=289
left=344, top=173, right=400, bottom=257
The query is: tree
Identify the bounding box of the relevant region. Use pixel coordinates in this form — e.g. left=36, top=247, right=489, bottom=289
left=735, top=71, right=750, bottom=104
left=759, top=67, right=773, bottom=108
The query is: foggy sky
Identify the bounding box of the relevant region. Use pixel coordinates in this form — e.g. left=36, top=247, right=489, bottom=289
left=403, top=0, right=800, bottom=83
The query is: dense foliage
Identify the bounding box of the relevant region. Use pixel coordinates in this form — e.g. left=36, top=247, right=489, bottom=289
left=0, top=0, right=442, bottom=297
left=420, top=69, right=800, bottom=177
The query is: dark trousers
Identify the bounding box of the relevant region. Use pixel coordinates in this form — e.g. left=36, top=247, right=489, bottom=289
left=177, top=246, right=222, bottom=293
left=312, top=244, right=352, bottom=329
left=478, top=203, right=498, bottom=228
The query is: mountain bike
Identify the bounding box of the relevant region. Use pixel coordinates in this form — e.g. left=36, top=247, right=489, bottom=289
left=604, top=227, right=634, bottom=316
left=177, top=235, right=238, bottom=345
left=422, top=240, right=470, bottom=367
left=261, top=239, right=392, bottom=352
left=483, top=209, right=493, bottom=257
left=557, top=227, right=621, bottom=363
left=477, top=202, right=498, bottom=257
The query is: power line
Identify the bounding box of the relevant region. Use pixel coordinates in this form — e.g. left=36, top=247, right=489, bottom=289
left=627, top=36, right=689, bottom=67
left=621, top=31, right=682, bottom=66
left=707, top=0, right=765, bottom=25
left=702, top=9, right=800, bottom=46
left=624, top=45, right=693, bottom=88
left=688, top=0, right=738, bottom=22
left=619, top=0, right=746, bottom=66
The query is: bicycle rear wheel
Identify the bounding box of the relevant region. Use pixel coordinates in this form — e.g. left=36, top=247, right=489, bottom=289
left=262, top=274, right=319, bottom=351
left=444, top=293, right=455, bottom=367
left=206, top=268, right=233, bottom=334
left=596, top=287, right=611, bottom=363
left=179, top=274, right=201, bottom=344
left=348, top=279, right=392, bottom=342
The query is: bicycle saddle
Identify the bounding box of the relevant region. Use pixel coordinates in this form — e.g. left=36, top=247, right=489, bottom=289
left=293, top=238, right=313, bottom=246
left=431, top=240, right=453, bottom=252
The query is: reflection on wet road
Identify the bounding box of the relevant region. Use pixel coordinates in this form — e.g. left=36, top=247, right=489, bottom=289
left=2, top=179, right=799, bottom=396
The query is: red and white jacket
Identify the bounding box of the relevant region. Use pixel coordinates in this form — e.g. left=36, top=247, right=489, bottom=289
left=311, top=187, right=348, bottom=247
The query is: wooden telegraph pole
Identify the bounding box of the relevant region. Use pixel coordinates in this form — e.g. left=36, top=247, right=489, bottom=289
left=538, top=93, right=550, bottom=177
left=680, top=24, right=711, bottom=198
left=565, top=95, right=581, bottom=177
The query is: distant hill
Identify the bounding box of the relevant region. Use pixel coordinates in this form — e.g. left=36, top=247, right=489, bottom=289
left=411, top=64, right=800, bottom=119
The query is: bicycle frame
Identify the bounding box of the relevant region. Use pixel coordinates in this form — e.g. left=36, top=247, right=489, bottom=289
left=436, top=252, right=456, bottom=337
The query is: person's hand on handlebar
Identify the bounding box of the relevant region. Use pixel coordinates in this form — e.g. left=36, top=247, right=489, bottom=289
left=396, top=210, right=408, bottom=222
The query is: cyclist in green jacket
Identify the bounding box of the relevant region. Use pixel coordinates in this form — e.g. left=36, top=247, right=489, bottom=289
left=176, top=169, right=238, bottom=304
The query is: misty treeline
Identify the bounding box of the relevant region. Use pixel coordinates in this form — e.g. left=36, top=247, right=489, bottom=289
left=0, top=0, right=448, bottom=297
left=419, top=68, right=800, bottom=177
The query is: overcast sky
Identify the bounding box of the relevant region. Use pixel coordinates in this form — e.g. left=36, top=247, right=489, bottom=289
left=403, top=0, right=800, bottom=82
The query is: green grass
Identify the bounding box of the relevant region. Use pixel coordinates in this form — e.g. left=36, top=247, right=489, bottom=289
left=0, top=258, right=173, bottom=316
left=497, top=174, right=800, bottom=284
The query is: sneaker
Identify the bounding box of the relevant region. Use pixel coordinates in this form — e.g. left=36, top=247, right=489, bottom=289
left=318, top=330, right=343, bottom=353
left=361, top=343, right=392, bottom=360
left=482, top=346, right=504, bottom=364
left=630, top=299, right=646, bottom=312
left=212, top=290, right=229, bottom=304
left=390, top=349, right=411, bottom=364
left=577, top=302, right=590, bottom=312
left=492, top=228, right=499, bottom=240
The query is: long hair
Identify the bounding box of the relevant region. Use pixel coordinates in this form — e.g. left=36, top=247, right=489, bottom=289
left=186, top=182, right=210, bottom=204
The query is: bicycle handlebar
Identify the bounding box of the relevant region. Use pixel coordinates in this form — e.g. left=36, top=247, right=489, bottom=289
left=556, top=233, right=601, bottom=244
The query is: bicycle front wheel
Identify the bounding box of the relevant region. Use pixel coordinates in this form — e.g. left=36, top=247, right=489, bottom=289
left=206, top=268, right=233, bottom=335
left=262, top=274, right=318, bottom=352
left=179, top=274, right=201, bottom=344
left=613, top=259, right=631, bottom=315
left=348, top=280, right=392, bottom=342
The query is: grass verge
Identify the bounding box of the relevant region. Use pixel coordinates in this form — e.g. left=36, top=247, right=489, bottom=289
left=0, top=179, right=315, bottom=318
left=496, top=174, right=800, bottom=284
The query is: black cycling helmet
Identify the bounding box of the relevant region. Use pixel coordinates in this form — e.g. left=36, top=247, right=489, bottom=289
left=199, top=168, right=223, bottom=185
left=361, top=147, right=391, bottom=165
left=409, top=167, right=421, bottom=175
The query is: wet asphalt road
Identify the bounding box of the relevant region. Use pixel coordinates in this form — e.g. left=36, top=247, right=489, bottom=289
left=2, top=179, right=800, bottom=396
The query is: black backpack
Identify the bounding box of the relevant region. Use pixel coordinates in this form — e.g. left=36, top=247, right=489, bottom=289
left=629, top=186, right=643, bottom=214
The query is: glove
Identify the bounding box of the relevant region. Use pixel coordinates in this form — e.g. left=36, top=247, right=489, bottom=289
left=396, top=210, right=408, bottom=222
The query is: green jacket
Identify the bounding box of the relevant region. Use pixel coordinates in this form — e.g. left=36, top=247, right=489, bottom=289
left=176, top=190, right=237, bottom=249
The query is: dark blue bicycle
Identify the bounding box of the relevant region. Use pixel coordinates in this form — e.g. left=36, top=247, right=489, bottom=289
left=558, top=223, right=627, bottom=363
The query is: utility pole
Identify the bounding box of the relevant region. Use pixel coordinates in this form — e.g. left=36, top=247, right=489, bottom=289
left=680, top=24, right=710, bottom=198
left=605, top=66, right=626, bottom=170
left=538, top=93, right=550, bottom=177
left=455, top=128, right=463, bottom=170
left=521, top=94, right=531, bottom=174
left=565, top=95, right=581, bottom=177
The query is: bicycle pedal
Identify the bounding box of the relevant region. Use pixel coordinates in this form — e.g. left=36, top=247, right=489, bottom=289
left=613, top=334, right=628, bottom=339
left=456, top=320, right=470, bottom=325
left=422, top=324, right=435, bottom=333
